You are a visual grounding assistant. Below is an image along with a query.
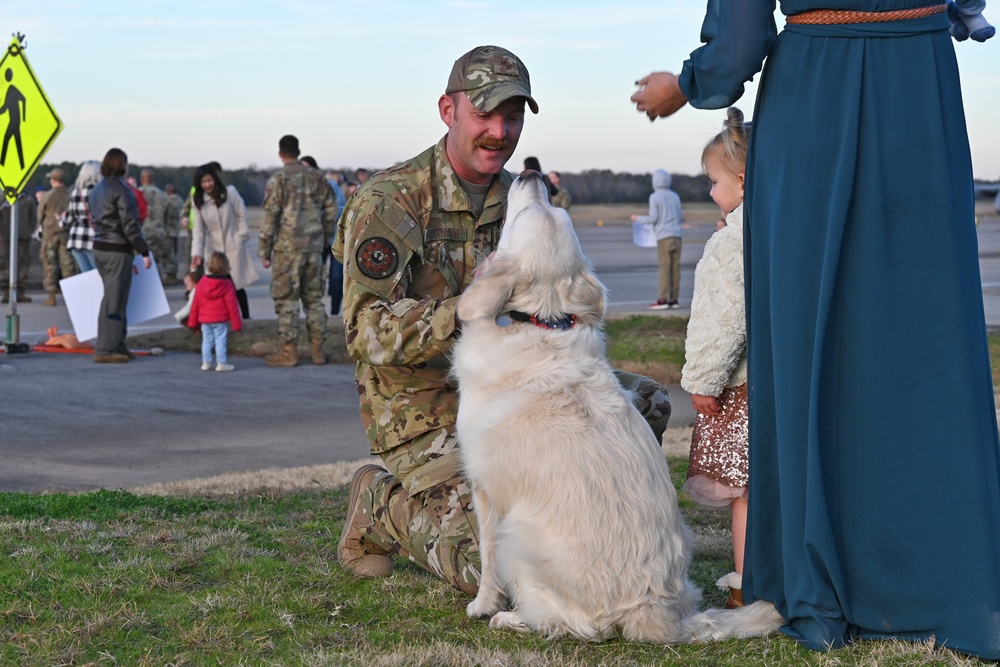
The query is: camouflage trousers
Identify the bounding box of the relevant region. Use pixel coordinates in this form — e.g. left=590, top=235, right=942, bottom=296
left=270, top=250, right=327, bottom=345
left=360, top=426, right=481, bottom=595
left=0, top=235, right=31, bottom=290
left=353, top=373, right=671, bottom=595
left=42, top=231, right=78, bottom=291
left=615, top=370, right=672, bottom=443
left=146, top=234, right=178, bottom=280
left=147, top=233, right=177, bottom=282
left=182, top=234, right=192, bottom=272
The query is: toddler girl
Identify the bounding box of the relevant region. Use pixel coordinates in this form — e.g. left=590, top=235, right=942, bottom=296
left=188, top=252, right=242, bottom=371
left=173, top=271, right=201, bottom=326
left=679, top=107, right=749, bottom=608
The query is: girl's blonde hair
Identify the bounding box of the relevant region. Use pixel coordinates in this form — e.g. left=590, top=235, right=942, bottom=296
left=207, top=251, right=231, bottom=276
left=702, top=106, right=750, bottom=173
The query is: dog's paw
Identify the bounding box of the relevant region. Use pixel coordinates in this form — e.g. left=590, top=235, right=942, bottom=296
left=466, top=593, right=503, bottom=619
left=489, top=610, right=532, bottom=633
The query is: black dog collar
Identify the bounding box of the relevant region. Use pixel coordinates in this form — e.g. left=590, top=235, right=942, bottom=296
left=505, top=310, right=577, bottom=331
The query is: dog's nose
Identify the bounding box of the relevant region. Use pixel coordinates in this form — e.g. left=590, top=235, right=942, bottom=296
left=519, top=169, right=542, bottom=180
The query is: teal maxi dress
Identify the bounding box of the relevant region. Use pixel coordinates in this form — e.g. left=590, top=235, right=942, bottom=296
left=678, top=1, right=1000, bottom=659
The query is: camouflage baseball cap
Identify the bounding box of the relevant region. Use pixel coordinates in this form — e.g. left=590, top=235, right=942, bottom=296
left=446, top=45, right=538, bottom=114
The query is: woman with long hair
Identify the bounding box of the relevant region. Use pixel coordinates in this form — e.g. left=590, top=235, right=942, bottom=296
left=190, top=164, right=258, bottom=319
left=63, top=160, right=101, bottom=272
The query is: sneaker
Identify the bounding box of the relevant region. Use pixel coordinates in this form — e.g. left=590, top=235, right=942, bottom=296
left=338, top=464, right=393, bottom=578
left=201, top=362, right=212, bottom=371
left=668, top=300, right=680, bottom=309
left=649, top=300, right=670, bottom=310
left=216, top=363, right=235, bottom=372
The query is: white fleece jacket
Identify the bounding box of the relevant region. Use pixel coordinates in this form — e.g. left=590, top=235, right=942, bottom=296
left=681, top=204, right=747, bottom=396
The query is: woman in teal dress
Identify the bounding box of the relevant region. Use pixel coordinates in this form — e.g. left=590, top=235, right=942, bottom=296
left=632, top=1, right=1000, bottom=659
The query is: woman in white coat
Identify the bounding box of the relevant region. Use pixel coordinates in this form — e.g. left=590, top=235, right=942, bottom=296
left=190, top=164, right=259, bottom=319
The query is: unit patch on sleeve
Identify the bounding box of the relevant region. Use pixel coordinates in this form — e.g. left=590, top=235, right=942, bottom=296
left=356, top=236, right=399, bottom=280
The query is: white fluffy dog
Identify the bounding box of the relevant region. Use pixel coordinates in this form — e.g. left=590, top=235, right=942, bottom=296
left=451, top=171, right=782, bottom=643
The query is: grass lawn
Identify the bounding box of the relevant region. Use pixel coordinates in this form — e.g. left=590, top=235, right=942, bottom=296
left=2, top=316, right=997, bottom=665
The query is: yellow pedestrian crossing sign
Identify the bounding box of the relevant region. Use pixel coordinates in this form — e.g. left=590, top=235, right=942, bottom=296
left=0, top=36, right=63, bottom=204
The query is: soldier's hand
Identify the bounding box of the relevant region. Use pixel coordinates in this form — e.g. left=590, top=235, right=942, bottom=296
left=261, top=258, right=271, bottom=269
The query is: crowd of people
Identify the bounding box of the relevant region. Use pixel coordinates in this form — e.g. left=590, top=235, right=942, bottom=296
left=0, top=149, right=384, bottom=367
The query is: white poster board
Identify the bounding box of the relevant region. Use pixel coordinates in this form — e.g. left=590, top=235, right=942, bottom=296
left=59, top=256, right=169, bottom=342
left=632, top=221, right=658, bottom=248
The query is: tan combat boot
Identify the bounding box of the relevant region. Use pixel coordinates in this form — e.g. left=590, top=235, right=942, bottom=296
left=264, top=343, right=299, bottom=367
left=42, top=290, right=56, bottom=307
left=338, top=464, right=393, bottom=578
left=311, top=340, right=327, bottom=365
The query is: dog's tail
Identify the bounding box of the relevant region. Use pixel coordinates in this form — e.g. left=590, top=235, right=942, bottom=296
left=678, top=600, right=784, bottom=642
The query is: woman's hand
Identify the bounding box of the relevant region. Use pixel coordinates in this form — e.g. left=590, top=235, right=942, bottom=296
left=191, top=255, right=203, bottom=270
left=631, top=72, right=688, bottom=120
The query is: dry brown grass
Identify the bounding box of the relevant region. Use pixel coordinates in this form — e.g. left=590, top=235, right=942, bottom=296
left=567, top=202, right=724, bottom=228
left=130, top=458, right=378, bottom=497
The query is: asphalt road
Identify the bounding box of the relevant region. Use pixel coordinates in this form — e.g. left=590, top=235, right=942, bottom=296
left=3, top=206, right=999, bottom=493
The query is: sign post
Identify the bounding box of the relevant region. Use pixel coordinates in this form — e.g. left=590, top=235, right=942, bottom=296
left=0, top=33, right=63, bottom=352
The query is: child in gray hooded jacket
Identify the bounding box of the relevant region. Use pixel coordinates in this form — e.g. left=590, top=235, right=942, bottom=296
left=632, top=169, right=683, bottom=308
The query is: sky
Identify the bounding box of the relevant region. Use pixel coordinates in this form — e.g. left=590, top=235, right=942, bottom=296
left=5, top=1, right=1000, bottom=179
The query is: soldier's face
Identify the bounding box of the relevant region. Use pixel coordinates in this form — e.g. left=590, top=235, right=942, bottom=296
left=441, top=92, right=525, bottom=185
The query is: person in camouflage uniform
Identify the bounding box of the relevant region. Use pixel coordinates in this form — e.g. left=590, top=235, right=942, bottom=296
left=164, top=183, right=184, bottom=274
left=140, top=169, right=177, bottom=285
left=259, top=135, right=338, bottom=367
left=0, top=192, right=37, bottom=303
left=548, top=170, right=572, bottom=210
left=334, top=45, right=672, bottom=596
left=179, top=188, right=196, bottom=270
left=37, top=168, right=76, bottom=306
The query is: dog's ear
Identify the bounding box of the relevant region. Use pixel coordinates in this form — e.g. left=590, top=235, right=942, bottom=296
left=458, top=260, right=518, bottom=323
left=564, top=269, right=607, bottom=324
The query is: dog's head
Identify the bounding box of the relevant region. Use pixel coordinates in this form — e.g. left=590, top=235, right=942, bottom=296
left=458, top=170, right=607, bottom=325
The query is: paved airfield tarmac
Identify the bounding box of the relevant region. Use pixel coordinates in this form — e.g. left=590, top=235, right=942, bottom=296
left=3, top=203, right=998, bottom=492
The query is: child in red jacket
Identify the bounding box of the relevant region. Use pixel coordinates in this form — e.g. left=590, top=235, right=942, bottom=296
left=188, top=251, right=242, bottom=371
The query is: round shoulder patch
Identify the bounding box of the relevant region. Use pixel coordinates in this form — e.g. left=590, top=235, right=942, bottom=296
left=356, top=237, right=399, bottom=280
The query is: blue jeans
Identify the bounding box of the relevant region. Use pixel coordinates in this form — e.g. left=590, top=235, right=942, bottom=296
left=71, top=248, right=96, bottom=272
left=201, top=322, right=228, bottom=365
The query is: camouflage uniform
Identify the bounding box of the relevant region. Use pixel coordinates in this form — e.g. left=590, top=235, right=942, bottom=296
left=38, top=184, right=77, bottom=291
left=333, top=137, right=672, bottom=594
left=180, top=191, right=195, bottom=270
left=0, top=194, right=37, bottom=295
left=164, top=192, right=184, bottom=271
left=260, top=162, right=338, bottom=345
left=140, top=184, right=176, bottom=281
left=550, top=188, right=572, bottom=210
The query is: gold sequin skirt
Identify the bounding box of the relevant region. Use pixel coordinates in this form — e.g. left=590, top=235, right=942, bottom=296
left=683, top=383, right=748, bottom=507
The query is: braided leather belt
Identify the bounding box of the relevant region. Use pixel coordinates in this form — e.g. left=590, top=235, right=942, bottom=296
left=786, top=3, right=946, bottom=24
